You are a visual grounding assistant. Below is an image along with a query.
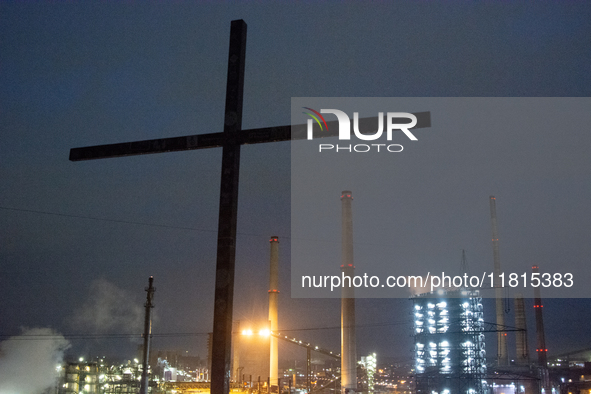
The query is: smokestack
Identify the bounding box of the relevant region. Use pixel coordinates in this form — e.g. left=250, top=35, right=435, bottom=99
left=532, top=266, right=547, bottom=367
left=268, top=236, right=279, bottom=386
left=140, top=276, right=155, bottom=394
left=490, top=196, right=509, bottom=366
left=232, top=320, right=240, bottom=383
left=489, top=196, right=508, bottom=366
left=340, top=191, right=356, bottom=394
left=514, top=293, right=529, bottom=365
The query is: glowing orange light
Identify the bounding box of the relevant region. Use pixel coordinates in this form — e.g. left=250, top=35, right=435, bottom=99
left=259, top=328, right=271, bottom=337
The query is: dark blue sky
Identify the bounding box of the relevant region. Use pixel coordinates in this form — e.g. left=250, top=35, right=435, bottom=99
left=1, top=2, right=590, bottom=363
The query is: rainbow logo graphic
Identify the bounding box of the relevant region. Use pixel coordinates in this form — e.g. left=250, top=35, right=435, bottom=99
left=302, top=107, right=329, bottom=132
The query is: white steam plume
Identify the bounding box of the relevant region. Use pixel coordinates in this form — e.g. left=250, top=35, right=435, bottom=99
left=72, top=278, right=144, bottom=334
left=0, top=327, right=70, bottom=394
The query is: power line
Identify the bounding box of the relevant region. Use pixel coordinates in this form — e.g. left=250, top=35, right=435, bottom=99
left=0, top=206, right=256, bottom=236
left=0, top=206, right=300, bottom=241
left=0, top=320, right=412, bottom=341
left=0, top=332, right=210, bottom=341
left=0, top=205, right=392, bottom=246
left=277, top=320, right=412, bottom=333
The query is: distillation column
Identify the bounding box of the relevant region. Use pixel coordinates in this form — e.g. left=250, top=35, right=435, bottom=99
left=490, top=196, right=508, bottom=366
left=268, top=236, right=280, bottom=387
left=341, top=191, right=357, bottom=394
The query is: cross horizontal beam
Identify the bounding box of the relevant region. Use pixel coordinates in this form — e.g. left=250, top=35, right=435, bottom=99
left=69, top=112, right=430, bottom=161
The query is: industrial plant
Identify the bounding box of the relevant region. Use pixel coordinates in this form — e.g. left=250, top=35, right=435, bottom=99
left=412, top=292, right=487, bottom=394
left=24, top=193, right=591, bottom=394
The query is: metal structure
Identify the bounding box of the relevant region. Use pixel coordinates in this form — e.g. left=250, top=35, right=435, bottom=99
left=489, top=196, right=508, bottom=367
left=69, top=19, right=431, bottom=394
left=340, top=191, right=357, bottom=394
left=140, top=276, right=155, bottom=394
left=272, top=331, right=340, bottom=393
left=360, top=353, right=377, bottom=393
left=60, top=360, right=144, bottom=394
left=413, top=290, right=487, bottom=394
left=272, top=332, right=341, bottom=360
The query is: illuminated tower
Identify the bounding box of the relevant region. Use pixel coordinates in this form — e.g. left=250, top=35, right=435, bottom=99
left=413, top=290, right=486, bottom=394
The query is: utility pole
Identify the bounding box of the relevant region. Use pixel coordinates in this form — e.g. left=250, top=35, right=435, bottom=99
left=140, top=276, right=155, bottom=394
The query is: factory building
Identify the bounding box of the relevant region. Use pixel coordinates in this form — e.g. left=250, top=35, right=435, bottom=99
left=62, top=362, right=99, bottom=394
left=413, top=290, right=487, bottom=394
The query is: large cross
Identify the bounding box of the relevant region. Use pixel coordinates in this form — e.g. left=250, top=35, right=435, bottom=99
left=69, top=19, right=430, bottom=394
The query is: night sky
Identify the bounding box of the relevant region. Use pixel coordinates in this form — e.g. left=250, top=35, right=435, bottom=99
left=1, top=1, right=591, bottom=366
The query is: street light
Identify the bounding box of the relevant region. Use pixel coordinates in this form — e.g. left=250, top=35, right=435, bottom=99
left=240, top=327, right=271, bottom=337
left=259, top=329, right=271, bottom=337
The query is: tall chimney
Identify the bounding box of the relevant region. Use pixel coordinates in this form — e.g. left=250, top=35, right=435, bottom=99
left=490, top=196, right=508, bottom=366
left=140, top=276, right=155, bottom=394
left=232, top=320, right=240, bottom=383
left=532, top=265, right=547, bottom=367
left=340, top=191, right=356, bottom=394
left=514, top=293, right=529, bottom=365
left=268, top=236, right=280, bottom=386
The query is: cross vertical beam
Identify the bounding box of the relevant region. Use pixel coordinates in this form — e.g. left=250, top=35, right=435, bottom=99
left=211, top=19, right=247, bottom=394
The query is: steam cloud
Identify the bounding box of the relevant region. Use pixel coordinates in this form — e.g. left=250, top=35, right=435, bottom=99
left=72, top=278, right=144, bottom=334
left=0, top=327, right=70, bottom=394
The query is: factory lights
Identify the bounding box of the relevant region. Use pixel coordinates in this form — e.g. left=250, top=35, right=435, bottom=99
left=414, top=291, right=486, bottom=394
left=241, top=327, right=272, bottom=337
left=360, top=353, right=377, bottom=393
